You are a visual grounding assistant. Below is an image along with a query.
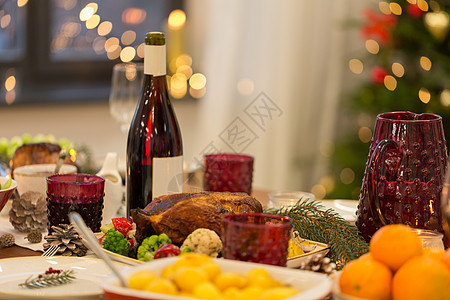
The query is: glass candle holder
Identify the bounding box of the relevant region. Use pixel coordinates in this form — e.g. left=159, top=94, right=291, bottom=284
left=47, top=174, right=105, bottom=233
left=222, top=213, right=292, bottom=267
left=203, top=154, right=253, bottom=195
left=411, top=228, right=444, bottom=250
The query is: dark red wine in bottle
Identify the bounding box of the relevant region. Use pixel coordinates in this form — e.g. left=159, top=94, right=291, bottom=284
left=126, top=32, right=183, bottom=217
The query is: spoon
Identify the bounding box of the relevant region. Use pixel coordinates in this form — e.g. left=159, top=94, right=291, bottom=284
left=69, top=212, right=128, bottom=287
left=54, top=150, right=67, bottom=174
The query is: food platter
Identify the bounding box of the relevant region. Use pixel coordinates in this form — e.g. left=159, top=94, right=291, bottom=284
left=94, top=233, right=329, bottom=268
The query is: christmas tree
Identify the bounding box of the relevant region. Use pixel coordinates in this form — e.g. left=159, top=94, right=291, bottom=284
left=329, top=0, right=450, bottom=200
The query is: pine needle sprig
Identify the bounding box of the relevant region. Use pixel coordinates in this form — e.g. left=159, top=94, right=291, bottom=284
left=19, top=269, right=76, bottom=289
left=266, top=198, right=369, bottom=269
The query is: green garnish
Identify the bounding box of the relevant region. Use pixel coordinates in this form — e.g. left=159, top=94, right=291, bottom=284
left=1, top=178, right=11, bottom=190
left=19, top=268, right=76, bottom=289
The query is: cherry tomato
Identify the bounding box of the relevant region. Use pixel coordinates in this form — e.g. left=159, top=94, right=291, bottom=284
left=112, top=217, right=133, bottom=237
left=153, top=244, right=181, bottom=259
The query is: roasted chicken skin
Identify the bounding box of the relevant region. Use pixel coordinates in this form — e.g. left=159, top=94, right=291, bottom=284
left=131, top=191, right=263, bottom=245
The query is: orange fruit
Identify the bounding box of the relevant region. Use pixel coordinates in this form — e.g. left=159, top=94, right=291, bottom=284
left=370, top=224, right=423, bottom=272
left=339, top=256, right=392, bottom=300
left=392, top=255, right=450, bottom=300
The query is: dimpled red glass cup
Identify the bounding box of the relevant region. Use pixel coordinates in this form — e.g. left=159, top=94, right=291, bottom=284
left=203, top=154, right=253, bottom=195
left=222, top=213, right=292, bottom=267
left=47, top=174, right=105, bottom=233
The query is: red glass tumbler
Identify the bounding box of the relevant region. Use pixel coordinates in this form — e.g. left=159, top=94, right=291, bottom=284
left=203, top=154, right=253, bottom=195
left=47, top=174, right=105, bottom=232
left=222, top=213, right=292, bottom=267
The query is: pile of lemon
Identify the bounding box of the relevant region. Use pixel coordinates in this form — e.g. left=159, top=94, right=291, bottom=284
left=339, top=224, right=450, bottom=300
left=127, top=253, right=298, bottom=300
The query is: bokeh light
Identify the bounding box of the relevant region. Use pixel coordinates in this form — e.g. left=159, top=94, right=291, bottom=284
left=168, top=9, right=186, bottom=30
left=122, top=8, right=146, bottom=25
left=92, top=37, right=106, bottom=54
left=358, top=127, right=372, bottom=143
left=5, top=76, right=16, bottom=92
left=171, top=73, right=187, bottom=99
left=237, top=78, right=255, bottom=95
left=417, top=0, right=429, bottom=11
left=379, top=1, right=391, bottom=14
left=136, top=43, right=145, bottom=58
left=340, top=168, right=355, bottom=184
left=17, top=0, right=28, bottom=7
left=61, top=22, right=81, bottom=38
left=176, top=54, right=192, bottom=68
left=97, top=21, right=112, bottom=36
left=120, top=46, right=136, bottom=62
left=5, top=90, right=15, bottom=105
left=311, top=184, right=326, bottom=200
left=121, top=30, right=136, bottom=45
left=365, top=39, right=380, bottom=54
left=79, top=6, right=94, bottom=21
left=440, top=89, right=450, bottom=107
left=107, top=45, right=122, bottom=60
left=86, top=14, right=100, bottom=29
left=384, top=75, right=397, bottom=91
left=176, top=65, right=193, bottom=79
left=189, top=87, right=206, bottom=98
left=392, top=62, right=405, bottom=77
left=419, top=88, right=431, bottom=103
left=105, top=37, right=120, bottom=52
left=349, top=59, right=363, bottom=74
left=189, top=73, right=206, bottom=90
left=1, top=14, right=11, bottom=28
left=420, top=56, right=432, bottom=71
left=390, top=2, right=402, bottom=15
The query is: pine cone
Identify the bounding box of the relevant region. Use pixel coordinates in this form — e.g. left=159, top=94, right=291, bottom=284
left=25, top=231, right=43, bottom=243
left=43, top=224, right=88, bottom=256
left=298, top=254, right=337, bottom=275
left=9, top=191, right=47, bottom=232
left=0, top=233, right=15, bottom=247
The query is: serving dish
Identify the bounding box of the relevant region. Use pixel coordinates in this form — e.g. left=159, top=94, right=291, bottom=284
left=0, top=256, right=127, bottom=300
left=94, top=233, right=329, bottom=268
left=102, top=256, right=332, bottom=300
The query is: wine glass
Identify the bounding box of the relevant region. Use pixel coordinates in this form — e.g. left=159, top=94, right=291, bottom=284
left=109, top=62, right=144, bottom=134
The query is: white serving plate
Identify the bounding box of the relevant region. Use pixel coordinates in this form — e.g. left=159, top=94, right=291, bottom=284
left=95, top=233, right=330, bottom=269
left=102, top=256, right=332, bottom=300
left=0, top=256, right=127, bottom=300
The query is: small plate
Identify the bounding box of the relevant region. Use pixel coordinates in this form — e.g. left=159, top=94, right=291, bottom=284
left=0, top=256, right=127, bottom=300
left=287, top=240, right=330, bottom=268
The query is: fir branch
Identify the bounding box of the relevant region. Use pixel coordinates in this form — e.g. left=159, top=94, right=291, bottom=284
left=266, top=198, right=369, bottom=269
left=19, top=270, right=76, bottom=289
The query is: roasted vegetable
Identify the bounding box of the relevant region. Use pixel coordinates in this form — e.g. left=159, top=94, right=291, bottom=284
left=137, top=233, right=171, bottom=261
left=153, top=244, right=181, bottom=259
left=180, top=228, right=222, bottom=258
left=103, top=229, right=130, bottom=256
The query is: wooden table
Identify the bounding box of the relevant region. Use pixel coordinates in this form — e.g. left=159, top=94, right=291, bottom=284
left=0, top=189, right=271, bottom=259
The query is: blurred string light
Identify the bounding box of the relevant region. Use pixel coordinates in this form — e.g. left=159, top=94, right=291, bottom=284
left=85, top=14, right=100, bottom=29
left=420, top=56, right=432, bottom=71
left=365, top=39, right=380, bottom=54
left=417, top=0, right=429, bottom=11
left=392, top=62, right=405, bottom=77
left=17, top=0, right=28, bottom=7
left=97, top=21, right=112, bottom=36
left=122, top=8, right=146, bottom=25
left=340, top=168, right=355, bottom=184
left=441, top=89, right=450, bottom=107
left=407, top=0, right=417, bottom=4
left=4, top=68, right=16, bottom=105
left=349, top=59, right=363, bottom=74
left=1, top=14, right=11, bottom=28
left=237, top=78, right=255, bottom=95
left=120, top=46, right=135, bottom=62
left=5, top=76, right=16, bottom=92
left=419, top=88, right=431, bottom=103
left=168, top=9, right=186, bottom=30
left=136, top=43, right=145, bottom=58
left=389, top=2, right=402, bottom=15
left=311, top=184, right=327, bottom=200
left=358, top=126, right=372, bottom=143
left=379, top=1, right=391, bottom=15
left=121, top=30, right=136, bottom=45
left=384, top=75, right=397, bottom=91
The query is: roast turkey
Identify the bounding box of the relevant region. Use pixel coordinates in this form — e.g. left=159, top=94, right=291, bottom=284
left=131, top=191, right=263, bottom=245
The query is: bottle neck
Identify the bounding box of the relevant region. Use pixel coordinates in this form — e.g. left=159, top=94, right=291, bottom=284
left=144, top=44, right=166, bottom=76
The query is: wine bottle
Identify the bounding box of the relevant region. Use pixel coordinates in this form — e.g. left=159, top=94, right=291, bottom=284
left=126, top=32, right=183, bottom=217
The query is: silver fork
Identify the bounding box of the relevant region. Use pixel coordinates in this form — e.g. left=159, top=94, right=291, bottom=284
left=41, top=245, right=60, bottom=257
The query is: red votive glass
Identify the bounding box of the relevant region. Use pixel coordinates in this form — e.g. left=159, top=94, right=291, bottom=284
left=222, top=213, right=292, bottom=267
left=47, top=174, right=105, bottom=233
left=203, top=154, right=253, bottom=195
